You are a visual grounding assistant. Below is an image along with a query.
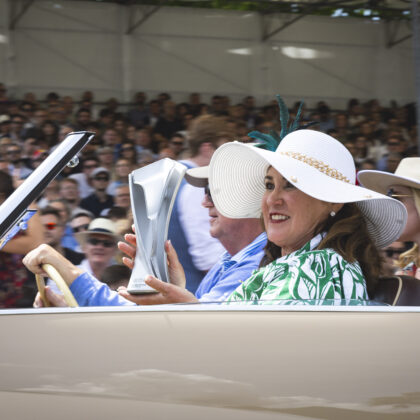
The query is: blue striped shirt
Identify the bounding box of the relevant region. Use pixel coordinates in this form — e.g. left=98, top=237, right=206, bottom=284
left=195, top=232, right=267, bottom=302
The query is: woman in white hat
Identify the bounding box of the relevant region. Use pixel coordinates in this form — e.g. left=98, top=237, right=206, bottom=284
left=358, top=157, right=420, bottom=279
left=207, top=128, right=406, bottom=303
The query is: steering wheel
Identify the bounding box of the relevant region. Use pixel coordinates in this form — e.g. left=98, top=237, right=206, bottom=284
left=35, top=263, right=79, bottom=307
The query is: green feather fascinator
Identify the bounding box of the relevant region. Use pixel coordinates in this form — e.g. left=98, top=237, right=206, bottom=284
left=249, top=95, right=317, bottom=152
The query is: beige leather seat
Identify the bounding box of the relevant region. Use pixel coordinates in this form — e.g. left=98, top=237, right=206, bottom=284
left=371, top=276, right=420, bottom=306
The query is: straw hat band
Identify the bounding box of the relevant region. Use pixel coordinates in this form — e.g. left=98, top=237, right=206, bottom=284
left=279, top=151, right=351, bottom=184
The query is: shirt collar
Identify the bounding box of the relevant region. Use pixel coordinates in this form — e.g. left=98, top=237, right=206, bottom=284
left=221, top=232, right=267, bottom=264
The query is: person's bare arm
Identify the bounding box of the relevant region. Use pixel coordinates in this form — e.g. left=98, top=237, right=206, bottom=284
left=2, top=207, right=44, bottom=254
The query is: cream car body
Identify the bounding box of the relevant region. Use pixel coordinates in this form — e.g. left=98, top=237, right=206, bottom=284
left=1, top=303, right=420, bottom=420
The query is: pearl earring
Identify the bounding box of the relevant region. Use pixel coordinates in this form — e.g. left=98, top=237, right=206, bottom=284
left=330, top=211, right=336, bottom=217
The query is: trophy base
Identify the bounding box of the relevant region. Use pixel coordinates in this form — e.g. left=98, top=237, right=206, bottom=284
left=127, top=280, right=159, bottom=295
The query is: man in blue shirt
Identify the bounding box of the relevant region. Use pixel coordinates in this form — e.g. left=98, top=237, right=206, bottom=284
left=26, top=167, right=267, bottom=307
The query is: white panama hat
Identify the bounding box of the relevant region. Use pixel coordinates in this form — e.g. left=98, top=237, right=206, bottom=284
left=75, top=217, right=120, bottom=246
left=357, top=157, right=420, bottom=194
left=209, top=129, right=407, bottom=249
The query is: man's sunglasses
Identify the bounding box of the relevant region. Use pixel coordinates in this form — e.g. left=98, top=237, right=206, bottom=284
left=94, top=176, right=109, bottom=182
left=73, top=224, right=89, bottom=233
left=204, top=185, right=213, bottom=203
left=87, top=237, right=115, bottom=248
left=44, top=222, right=60, bottom=230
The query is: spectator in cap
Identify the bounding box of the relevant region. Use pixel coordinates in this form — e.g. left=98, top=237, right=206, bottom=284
left=80, top=167, right=114, bottom=217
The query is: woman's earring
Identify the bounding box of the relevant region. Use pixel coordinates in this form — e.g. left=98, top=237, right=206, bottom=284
left=330, top=211, right=336, bottom=217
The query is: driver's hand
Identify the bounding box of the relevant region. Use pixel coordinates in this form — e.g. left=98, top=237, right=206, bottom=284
left=33, top=287, right=68, bottom=308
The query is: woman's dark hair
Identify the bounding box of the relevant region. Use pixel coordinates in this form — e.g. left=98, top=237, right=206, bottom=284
left=259, top=203, right=382, bottom=296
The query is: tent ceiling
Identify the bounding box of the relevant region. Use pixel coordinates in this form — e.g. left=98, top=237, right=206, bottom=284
left=65, top=0, right=415, bottom=21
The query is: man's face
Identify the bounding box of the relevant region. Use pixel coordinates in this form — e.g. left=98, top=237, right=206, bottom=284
left=77, top=111, right=91, bottom=125
left=201, top=186, right=248, bottom=243
left=92, top=171, right=110, bottom=192
left=41, top=213, right=64, bottom=247
left=59, top=126, right=73, bottom=142
left=60, top=181, right=79, bottom=202
left=34, top=110, right=48, bottom=126
left=169, top=135, right=184, bottom=155
left=115, top=186, right=131, bottom=209
left=83, top=160, right=98, bottom=177
left=49, top=201, right=69, bottom=223
left=98, top=150, right=114, bottom=165
left=6, top=145, right=21, bottom=164
left=71, top=215, right=91, bottom=234
left=83, top=233, right=116, bottom=266
left=115, top=159, right=131, bottom=178
left=11, top=116, right=25, bottom=133
left=103, top=129, right=119, bottom=146
left=135, top=131, right=151, bottom=147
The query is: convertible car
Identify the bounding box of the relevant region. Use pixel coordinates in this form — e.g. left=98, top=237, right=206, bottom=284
left=1, top=132, right=420, bottom=419
left=1, top=297, right=420, bottom=420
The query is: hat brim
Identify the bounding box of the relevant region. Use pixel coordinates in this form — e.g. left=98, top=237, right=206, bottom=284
left=76, top=229, right=121, bottom=246
left=185, top=166, right=208, bottom=188
left=209, top=142, right=407, bottom=249
left=358, top=170, right=420, bottom=195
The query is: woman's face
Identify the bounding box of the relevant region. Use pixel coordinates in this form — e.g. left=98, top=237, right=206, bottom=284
left=389, top=185, right=420, bottom=243
left=262, top=167, right=332, bottom=256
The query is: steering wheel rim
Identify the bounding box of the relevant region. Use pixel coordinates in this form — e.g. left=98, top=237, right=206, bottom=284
left=35, top=263, right=79, bottom=307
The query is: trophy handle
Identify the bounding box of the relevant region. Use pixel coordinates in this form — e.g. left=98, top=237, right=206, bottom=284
left=127, top=159, right=186, bottom=294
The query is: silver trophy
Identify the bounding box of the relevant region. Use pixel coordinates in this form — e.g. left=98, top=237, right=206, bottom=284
left=127, top=158, right=187, bottom=294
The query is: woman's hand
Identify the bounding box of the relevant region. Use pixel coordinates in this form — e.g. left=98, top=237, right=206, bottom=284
left=23, top=244, right=84, bottom=286
left=118, top=276, right=198, bottom=305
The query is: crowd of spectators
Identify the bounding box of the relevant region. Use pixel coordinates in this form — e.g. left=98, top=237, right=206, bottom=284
left=0, top=80, right=418, bottom=307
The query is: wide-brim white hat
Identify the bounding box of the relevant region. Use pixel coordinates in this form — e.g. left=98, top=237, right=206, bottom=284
left=76, top=217, right=121, bottom=245
left=358, top=157, right=420, bottom=194
left=209, top=130, right=407, bottom=249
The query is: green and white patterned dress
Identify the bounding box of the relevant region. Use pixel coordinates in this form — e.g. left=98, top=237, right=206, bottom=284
left=227, top=234, right=368, bottom=304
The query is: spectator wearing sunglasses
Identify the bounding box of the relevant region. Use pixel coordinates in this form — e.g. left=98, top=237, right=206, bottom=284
left=80, top=167, right=114, bottom=218
left=380, top=241, right=409, bottom=276
left=70, top=210, right=94, bottom=252
left=74, top=218, right=120, bottom=282
left=6, top=142, right=33, bottom=180
left=40, top=207, right=84, bottom=266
